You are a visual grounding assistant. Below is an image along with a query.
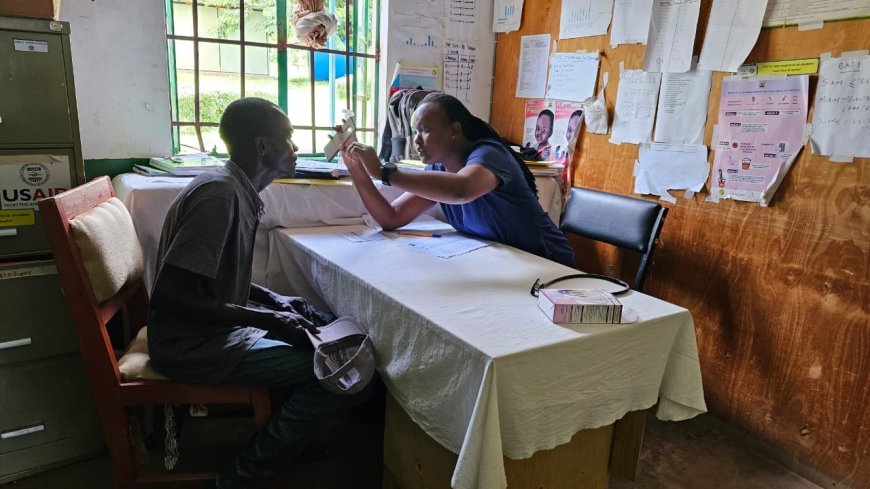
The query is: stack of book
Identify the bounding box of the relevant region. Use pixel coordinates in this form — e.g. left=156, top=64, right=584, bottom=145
left=524, top=160, right=561, bottom=177
left=292, top=158, right=350, bottom=179
left=149, top=153, right=225, bottom=177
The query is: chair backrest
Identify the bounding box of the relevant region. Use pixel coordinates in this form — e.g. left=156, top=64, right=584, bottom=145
left=560, top=187, right=668, bottom=292
left=38, top=176, right=149, bottom=392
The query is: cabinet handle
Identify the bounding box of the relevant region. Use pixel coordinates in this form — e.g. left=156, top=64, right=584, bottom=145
left=0, top=338, right=32, bottom=350
left=1, top=424, right=45, bottom=440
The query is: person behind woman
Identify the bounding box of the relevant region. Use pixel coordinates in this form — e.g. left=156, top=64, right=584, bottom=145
left=340, top=93, right=575, bottom=268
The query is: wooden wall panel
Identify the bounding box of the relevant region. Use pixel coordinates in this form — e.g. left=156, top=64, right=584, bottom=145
left=491, top=3, right=869, bottom=488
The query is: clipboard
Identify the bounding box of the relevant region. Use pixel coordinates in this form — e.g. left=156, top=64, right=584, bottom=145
left=324, top=117, right=356, bottom=162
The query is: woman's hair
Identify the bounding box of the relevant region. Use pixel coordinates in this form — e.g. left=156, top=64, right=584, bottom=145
left=569, top=109, right=583, bottom=120
left=421, top=92, right=537, bottom=195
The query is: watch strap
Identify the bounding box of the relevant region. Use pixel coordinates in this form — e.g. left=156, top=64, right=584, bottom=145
left=381, top=164, right=397, bottom=186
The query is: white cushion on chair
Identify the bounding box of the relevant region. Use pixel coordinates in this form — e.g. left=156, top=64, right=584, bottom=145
left=70, top=197, right=145, bottom=303
left=118, top=327, right=167, bottom=381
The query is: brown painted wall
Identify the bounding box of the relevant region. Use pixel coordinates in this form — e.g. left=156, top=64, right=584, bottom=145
left=490, top=2, right=869, bottom=487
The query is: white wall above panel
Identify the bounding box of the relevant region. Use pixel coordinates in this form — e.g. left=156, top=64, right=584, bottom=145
left=60, top=0, right=172, bottom=158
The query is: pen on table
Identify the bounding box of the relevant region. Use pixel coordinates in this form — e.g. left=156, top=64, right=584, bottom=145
left=397, top=231, right=442, bottom=238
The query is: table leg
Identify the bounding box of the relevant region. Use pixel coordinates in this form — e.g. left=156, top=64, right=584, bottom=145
left=382, top=393, right=615, bottom=489
left=609, top=409, right=647, bottom=481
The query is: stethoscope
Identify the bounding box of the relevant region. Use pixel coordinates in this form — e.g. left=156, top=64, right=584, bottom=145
left=530, top=273, right=630, bottom=297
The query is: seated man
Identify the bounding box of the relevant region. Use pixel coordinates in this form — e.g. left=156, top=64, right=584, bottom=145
left=148, top=97, right=340, bottom=488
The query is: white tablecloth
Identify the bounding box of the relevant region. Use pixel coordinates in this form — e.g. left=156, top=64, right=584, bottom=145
left=268, top=224, right=707, bottom=489
left=112, top=173, right=563, bottom=291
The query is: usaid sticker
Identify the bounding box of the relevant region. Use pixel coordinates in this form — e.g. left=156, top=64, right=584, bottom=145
left=13, top=39, right=49, bottom=53
left=0, top=156, right=71, bottom=211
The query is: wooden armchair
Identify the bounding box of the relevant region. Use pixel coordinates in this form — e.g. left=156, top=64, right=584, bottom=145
left=38, top=176, right=271, bottom=488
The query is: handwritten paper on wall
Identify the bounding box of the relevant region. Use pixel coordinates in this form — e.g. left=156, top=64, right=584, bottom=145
left=699, top=0, right=768, bottom=73
left=763, top=0, right=870, bottom=27
left=559, top=0, right=614, bottom=39
left=546, top=52, right=600, bottom=102
left=635, top=143, right=709, bottom=203
left=643, top=0, right=701, bottom=73
left=654, top=65, right=712, bottom=145
left=810, top=53, right=870, bottom=160
left=611, top=69, right=662, bottom=144
left=711, top=75, right=809, bottom=205
left=493, top=0, right=524, bottom=32
left=443, top=41, right=477, bottom=102
left=611, top=0, right=654, bottom=48
left=516, top=34, right=551, bottom=98
left=447, top=0, right=478, bottom=41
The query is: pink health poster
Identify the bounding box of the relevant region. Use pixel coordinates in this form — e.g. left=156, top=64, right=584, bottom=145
left=523, top=99, right=584, bottom=162
left=711, top=75, right=809, bottom=204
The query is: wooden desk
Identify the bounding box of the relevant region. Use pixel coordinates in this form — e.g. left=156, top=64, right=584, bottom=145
left=271, top=225, right=706, bottom=489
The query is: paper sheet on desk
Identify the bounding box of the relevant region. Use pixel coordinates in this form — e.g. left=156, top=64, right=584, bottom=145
left=400, top=233, right=489, bottom=259
left=341, top=229, right=396, bottom=243
left=395, top=219, right=457, bottom=233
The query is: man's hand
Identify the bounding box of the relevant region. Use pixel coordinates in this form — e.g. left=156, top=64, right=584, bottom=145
left=263, top=310, right=319, bottom=348
left=272, top=294, right=331, bottom=326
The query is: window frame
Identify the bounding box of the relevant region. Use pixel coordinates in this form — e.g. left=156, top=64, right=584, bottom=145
left=164, top=0, right=380, bottom=155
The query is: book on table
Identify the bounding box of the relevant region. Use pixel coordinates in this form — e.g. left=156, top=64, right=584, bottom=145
left=132, top=164, right=169, bottom=177
left=291, top=158, right=350, bottom=179
left=149, top=153, right=225, bottom=176
left=537, top=288, right=623, bottom=324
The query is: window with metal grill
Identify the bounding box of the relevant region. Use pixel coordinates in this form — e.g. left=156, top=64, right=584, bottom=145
left=165, top=0, right=380, bottom=155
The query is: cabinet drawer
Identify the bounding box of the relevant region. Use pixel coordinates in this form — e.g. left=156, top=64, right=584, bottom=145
left=0, top=30, right=73, bottom=145
left=0, top=431, right=104, bottom=483
left=0, top=354, right=101, bottom=455
left=0, top=260, right=79, bottom=366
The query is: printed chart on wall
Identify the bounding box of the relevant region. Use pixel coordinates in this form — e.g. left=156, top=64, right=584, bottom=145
left=390, top=0, right=495, bottom=119
left=711, top=75, right=809, bottom=205
left=492, top=0, right=524, bottom=32
left=393, top=14, right=445, bottom=66
left=763, top=0, right=870, bottom=27
left=559, top=0, right=614, bottom=39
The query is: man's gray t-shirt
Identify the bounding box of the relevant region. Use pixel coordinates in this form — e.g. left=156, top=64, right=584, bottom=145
left=148, top=162, right=267, bottom=384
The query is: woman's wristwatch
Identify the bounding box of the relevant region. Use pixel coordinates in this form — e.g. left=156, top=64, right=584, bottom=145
left=381, top=162, right=398, bottom=186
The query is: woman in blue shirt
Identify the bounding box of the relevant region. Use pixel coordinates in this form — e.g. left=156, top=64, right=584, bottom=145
left=341, top=93, right=575, bottom=267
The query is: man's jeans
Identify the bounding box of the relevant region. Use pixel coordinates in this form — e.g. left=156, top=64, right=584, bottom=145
left=217, top=338, right=341, bottom=488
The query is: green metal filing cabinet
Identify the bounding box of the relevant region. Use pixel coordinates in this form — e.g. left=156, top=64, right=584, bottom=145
left=0, top=16, right=102, bottom=483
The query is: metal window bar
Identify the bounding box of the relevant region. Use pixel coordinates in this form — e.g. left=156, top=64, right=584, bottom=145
left=240, top=0, right=246, bottom=98
left=165, top=0, right=181, bottom=153
left=192, top=0, right=204, bottom=151
left=309, top=49, right=317, bottom=152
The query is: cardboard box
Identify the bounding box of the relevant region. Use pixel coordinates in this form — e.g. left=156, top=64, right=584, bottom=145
left=537, top=288, right=623, bottom=324
left=0, top=0, right=61, bottom=21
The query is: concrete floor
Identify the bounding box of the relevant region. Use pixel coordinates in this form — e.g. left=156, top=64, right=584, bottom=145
left=3, top=402, right=825, bottom=489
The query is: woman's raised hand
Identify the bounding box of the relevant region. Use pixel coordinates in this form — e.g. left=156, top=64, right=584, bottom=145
left=343, top=142, right=381, bottom=177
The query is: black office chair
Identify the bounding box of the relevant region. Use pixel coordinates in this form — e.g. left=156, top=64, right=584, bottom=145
left=560, top=187, right=668, bottom=292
